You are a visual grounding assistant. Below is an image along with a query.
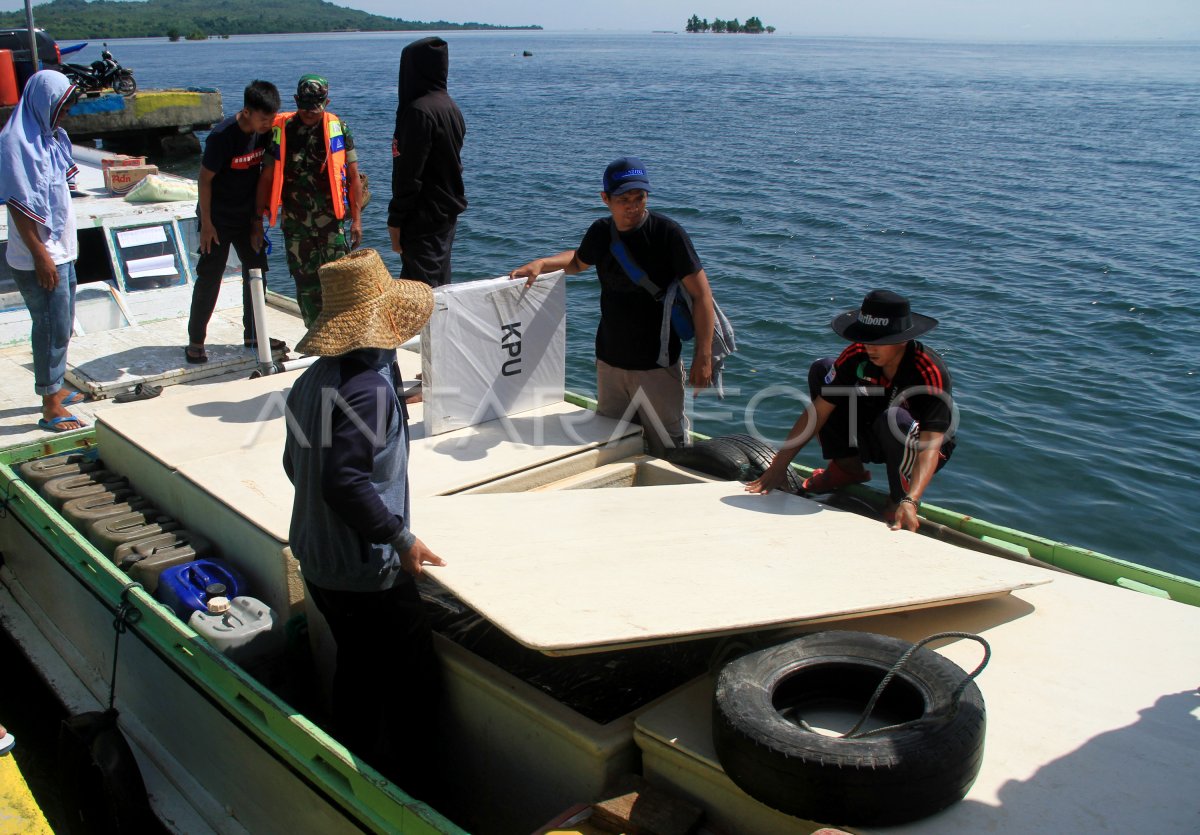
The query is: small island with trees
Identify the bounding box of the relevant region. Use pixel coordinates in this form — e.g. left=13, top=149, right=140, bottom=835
left=685, top=15, right=775, bottom=34
left=0, top=0, right=541, bottom=41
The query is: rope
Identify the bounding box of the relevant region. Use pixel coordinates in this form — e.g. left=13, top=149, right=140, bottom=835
left=811, top=632, right=991, bottom=740
left=107, top=582, right=144, bottom=711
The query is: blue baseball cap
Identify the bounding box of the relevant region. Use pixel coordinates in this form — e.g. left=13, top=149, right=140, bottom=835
left=603, top=157, right=651, bottom=196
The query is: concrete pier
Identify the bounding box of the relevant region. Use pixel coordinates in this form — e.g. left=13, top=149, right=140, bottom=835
left=0, top=88, right=223, bottom=156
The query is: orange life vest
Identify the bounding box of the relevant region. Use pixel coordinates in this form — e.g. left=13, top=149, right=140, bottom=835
left=265, top=111, right=349, bottom=225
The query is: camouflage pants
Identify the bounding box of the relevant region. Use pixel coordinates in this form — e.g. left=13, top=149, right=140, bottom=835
left=282, top=216, right=350, bottom=327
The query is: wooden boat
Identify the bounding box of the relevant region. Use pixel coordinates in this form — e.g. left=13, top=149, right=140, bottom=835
left=0, top=274, right=1197, bottom=834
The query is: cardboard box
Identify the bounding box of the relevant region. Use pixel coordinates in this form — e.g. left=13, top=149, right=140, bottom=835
left=105, top=164, right=158, bottom=196
left=100, top=155, right=147, bottom=170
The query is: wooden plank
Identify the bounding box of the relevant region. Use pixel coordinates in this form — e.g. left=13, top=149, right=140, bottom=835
left=590, top=774, right=703, bottom=835
left=417, top=483, right=1051, bottom=655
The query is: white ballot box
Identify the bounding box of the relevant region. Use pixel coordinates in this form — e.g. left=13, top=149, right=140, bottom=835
left=421, top=272, right=567, bottom=436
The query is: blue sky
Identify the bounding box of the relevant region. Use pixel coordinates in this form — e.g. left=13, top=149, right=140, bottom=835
left=4, top=0, right=1198, bottom=40
left=391, top=0, right=1200, bottom=40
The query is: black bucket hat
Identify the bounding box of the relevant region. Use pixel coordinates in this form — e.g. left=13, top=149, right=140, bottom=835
left=831, top=289, right=938, bottom=345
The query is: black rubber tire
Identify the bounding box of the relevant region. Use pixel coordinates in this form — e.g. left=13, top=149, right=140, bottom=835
left=58, top=710, right=155, bottom=834
left=59, top=65, right=87, bottom=89
left=114, top=73, right=136, bottom=96
left=714, top=433, right=805, bottom=493
left=713, top=630, right=986, bottom=827
left=665, top=437, right=752, bottom=480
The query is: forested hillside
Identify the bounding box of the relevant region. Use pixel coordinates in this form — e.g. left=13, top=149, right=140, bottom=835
left=1, top=0, right=539, bottom=40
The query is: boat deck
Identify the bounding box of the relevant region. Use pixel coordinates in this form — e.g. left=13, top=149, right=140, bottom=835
left=0, top=299, right=309, bottom=448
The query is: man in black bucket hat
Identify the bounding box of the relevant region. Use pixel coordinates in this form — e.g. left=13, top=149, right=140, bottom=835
left=746, top=290, right=956, bottom=531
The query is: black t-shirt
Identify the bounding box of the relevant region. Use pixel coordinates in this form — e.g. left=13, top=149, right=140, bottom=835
left=201, top=115, right=270, bottom=229
left=576, top=211, right=702, bottom=370
left=821, top=341, right=955, bottom=435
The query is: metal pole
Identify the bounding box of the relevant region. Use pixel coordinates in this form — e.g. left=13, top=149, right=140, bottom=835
left=24, top=0, right=38, bottom=71
left=247, top=269, right=274, bottom=373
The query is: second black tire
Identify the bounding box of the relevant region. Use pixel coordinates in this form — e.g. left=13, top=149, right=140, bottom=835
left=665, top=437, right=752, bottom=480
left=715, top=433, right=806, bottom=493
left=713, top=630, right=986, bottom=826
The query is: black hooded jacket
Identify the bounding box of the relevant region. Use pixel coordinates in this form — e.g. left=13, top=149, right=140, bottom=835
left=388, top=37, right=467, bottom=234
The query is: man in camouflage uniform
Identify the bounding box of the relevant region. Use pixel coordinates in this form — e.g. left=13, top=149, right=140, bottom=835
left=258, top=75, right=363, bottom=326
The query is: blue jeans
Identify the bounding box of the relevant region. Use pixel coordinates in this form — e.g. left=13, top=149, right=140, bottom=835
left=12, top=261, right=76, bottom=396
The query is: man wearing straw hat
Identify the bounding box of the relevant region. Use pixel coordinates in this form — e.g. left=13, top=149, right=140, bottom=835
left=283, top=249, right=444, bottom=787
left=746, top=290, right=957, bottom=532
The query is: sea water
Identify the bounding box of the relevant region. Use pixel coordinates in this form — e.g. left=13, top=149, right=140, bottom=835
left=99, top=32, right=1199, bottom=580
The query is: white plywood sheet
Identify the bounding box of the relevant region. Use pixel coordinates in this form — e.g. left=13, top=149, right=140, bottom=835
left=408, top=399, right=639, bottom=497
left=98, top=359, right=640, bottom=542
left=416, top=482, right=1051, bottom=655
left=96, top=367, right=307, bottom=467
left=171, top=401, right=638, bottom=542
left=97, top=350, right=422, bottom=468
left=177, top=441, right=295, bottom=543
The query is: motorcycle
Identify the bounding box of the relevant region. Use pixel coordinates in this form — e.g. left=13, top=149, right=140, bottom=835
left=60, top=45, right=136, bottom=96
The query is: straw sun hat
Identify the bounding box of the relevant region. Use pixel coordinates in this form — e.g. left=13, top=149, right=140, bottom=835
left=295, top=249, right=434, bottom=356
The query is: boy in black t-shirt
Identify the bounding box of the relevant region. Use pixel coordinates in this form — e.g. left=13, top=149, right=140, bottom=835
left=509, top=157, right=717, bottom=456
left=746, top=290, right=957, bottom=532
left=185, top=80, right=281, bottom=363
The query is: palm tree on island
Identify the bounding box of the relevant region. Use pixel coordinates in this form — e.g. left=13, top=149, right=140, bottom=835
left=686, top=14, right=774, bottom=33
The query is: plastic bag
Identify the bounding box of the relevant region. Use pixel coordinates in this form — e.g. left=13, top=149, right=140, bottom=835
left=123, top=175, right=199, bottom=204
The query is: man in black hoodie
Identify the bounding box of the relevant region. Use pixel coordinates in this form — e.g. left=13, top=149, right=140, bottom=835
left=388, top=37, right=467, bottom=287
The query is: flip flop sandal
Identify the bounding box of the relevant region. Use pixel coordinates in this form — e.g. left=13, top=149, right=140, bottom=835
left=113, top=383, right=163, bottom=404
left=0, top=730, right=14, bottom=755
left=185, top=345, right=208, bottom=364
left=38, top=415, right=87, bottom=433
left=61, top=389, right=87, bottom=406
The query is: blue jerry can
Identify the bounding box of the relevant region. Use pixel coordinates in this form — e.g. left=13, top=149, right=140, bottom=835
left=155, top=559, right=246, bottom=620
